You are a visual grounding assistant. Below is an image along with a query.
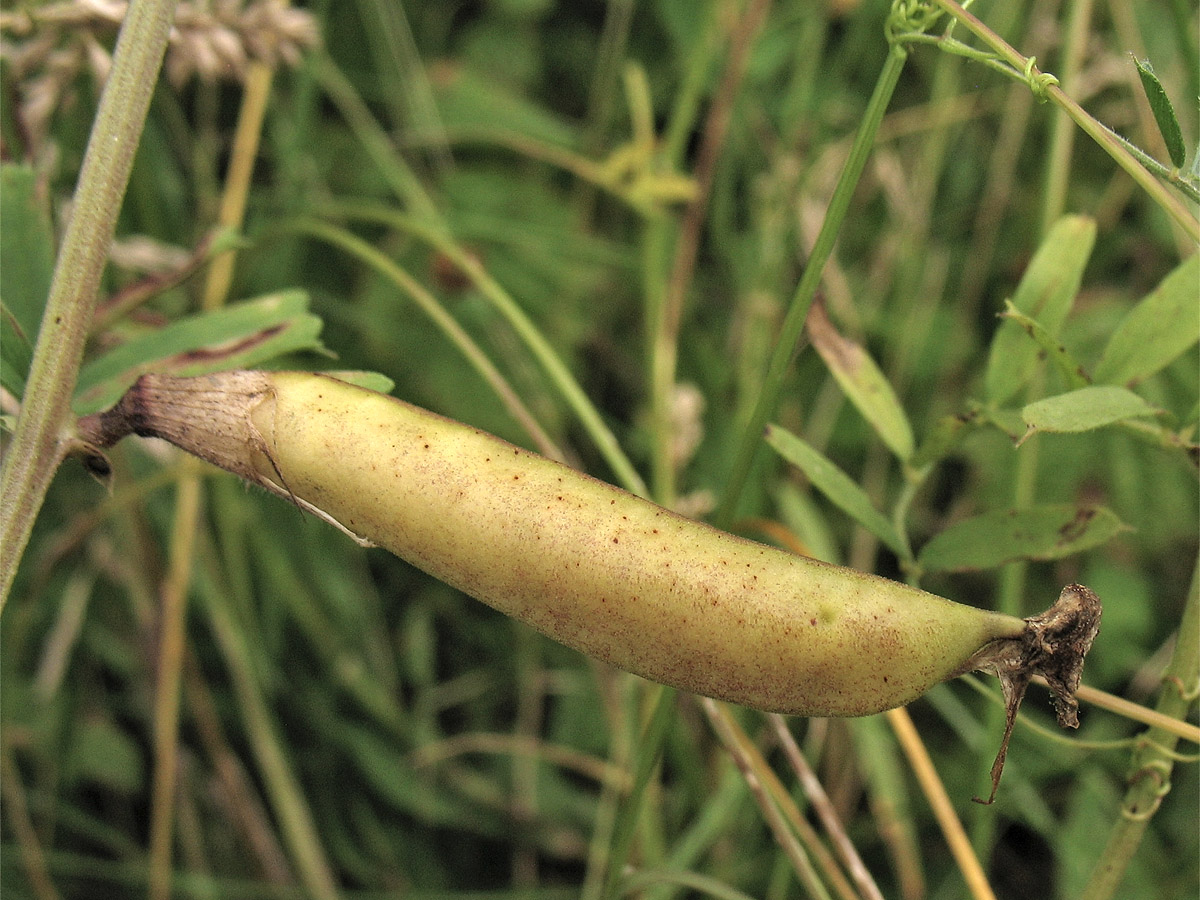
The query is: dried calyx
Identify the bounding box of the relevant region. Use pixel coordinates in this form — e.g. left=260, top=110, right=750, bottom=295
left=965, top=583, right=1102, bottom=803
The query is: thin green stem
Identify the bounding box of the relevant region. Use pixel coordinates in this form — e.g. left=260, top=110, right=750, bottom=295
left=280, top=218, right=566, bottom=463
left=318, top=203, right=648, bottom=496
left=1039, top=0, right=1093, bottom=237
left=0, top=0, right=179, bottom=610
left=602, top=686, right=677, bottom=899
left=652, top=0, right=771, bottom=508
left=308, top=53, right=441, bottom=222
left=930, top=0, right=1199, bottom=242
left=197, top=550, right=341, bottom=900
left=714, top=42, right=909, bottom=529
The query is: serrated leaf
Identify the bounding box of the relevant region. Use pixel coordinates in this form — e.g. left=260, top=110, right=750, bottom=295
left=1133, top=56, right=1187, bottom=168
left=73, top=291, right=326, bottom=414
left=1020, top=385, right=1160, bottom=441
left=764, top=423, right=907, bottom=558
left=918, top=504, right=1127, bottom=572
left=985, top=215, right=1096, bottom=405
left=999, top=300, right=1091, bottom=390
left=806, top=299, right=914, bottom=460
left=1094, top=254, right=1199, bottom=386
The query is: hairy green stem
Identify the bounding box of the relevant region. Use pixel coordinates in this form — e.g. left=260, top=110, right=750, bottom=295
left=0, top=0, right=179, bottom=610
left=1080, top=559, right=1200, bottom=900
left=715, top=42, right=909, bottom=528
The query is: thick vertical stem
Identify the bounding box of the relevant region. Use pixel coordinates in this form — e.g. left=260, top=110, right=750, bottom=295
left=0, top=0, right=179, bottom=609
left=1079, top=561, right=1200, bottom=900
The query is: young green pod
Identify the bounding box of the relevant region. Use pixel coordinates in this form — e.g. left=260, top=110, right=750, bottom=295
left=80, top=371, right=1096, bottom=726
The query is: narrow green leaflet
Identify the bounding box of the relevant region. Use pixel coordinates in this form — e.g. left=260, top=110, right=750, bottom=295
left=918, top=504, right=1127, bottom=572
left=985, top=215, right=1096, bottom=405
left=73, top=291, right=326, bottom=415
left=0, top=164, right=57, bottom=398
left=1020, top=385, right=1160, bottom=441
left=1093, top=254, right=1199, bottom=386
left=322, top=370, right=396, bottom=394
left=765, top=423, right=907, bottom=559
left=1, top=304, right=34, bottom=403
left=1133, top=56, right=1187, bottom=168
left=806, top=299, right=914, bottom=460
left=999, top=301, right=1090, bottom=390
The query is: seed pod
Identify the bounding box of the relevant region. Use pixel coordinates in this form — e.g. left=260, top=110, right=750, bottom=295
left=80, top=371, right=1096, bottom=726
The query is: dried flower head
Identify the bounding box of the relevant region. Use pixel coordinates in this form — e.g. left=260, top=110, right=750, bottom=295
left=1, top=1, right=319, bottom=154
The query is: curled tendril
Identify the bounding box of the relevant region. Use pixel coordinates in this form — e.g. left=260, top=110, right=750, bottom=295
left=1122, top=759, right=1174, bottom=821
left=1023, top=56, right=1060, bottom=102
left=886, top=0, right=943, bottom=43
left=1165, top=673, right=1200, bottom=703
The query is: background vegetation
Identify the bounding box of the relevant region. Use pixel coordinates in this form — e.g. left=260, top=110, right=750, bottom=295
left=2, top=1, right=1196, bottom=898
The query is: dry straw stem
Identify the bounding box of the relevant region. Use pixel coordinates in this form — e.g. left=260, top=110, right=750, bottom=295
left=147, top=49, right=277, bottom=900
left=700, top=699, right=835, bottom=899
left=887, top=707, right=997, bottom=900
left=768, top=714, right=886, bottom=900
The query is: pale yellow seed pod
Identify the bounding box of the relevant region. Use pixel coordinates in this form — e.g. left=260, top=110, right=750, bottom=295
left=90, top=371, right=1031, bottom=717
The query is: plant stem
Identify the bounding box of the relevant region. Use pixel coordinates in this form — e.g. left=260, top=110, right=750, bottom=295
left=651, top=0, right=771, bottom=508
left=147, top=469, right=201, bottom=900
left=1079, top=559, right=1200, bottom=900
left=930, top=0, right=1200, bottom=242
left=1038, top=0, right=1093, bottom=237
left=888, top=707, right=998, bottom=900
left=714, top=42, right=909, bottom=528
left=0, top=0, right=179, bottom=610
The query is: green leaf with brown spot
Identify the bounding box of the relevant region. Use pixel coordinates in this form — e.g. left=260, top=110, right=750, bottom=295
left=918, top=504, right=1128, bottom=572
left=72, top=291, right=326, bottom=415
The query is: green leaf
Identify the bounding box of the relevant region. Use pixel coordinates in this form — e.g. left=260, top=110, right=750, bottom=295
left=1133, top=56, right=1187, bottom=168
left=806, top=299, right=914, bottom=460
left=67, top=718, right=144, bottom=794
left=1093, top=254, right=1199, bottom=386
left=0, top=164, right=57, bottom=397
left=764, top=423, right=907, bottom=558
left=985, top=215, right=1096, bottom=405
left=321, top=370, right=396, bottom=394
left=918, top=504, right=1128, bottom=572
left=1020, top=385, right=1160, bottom=441
left=72, top=290, right=326, bottom=414
left=1, top=303, right=34, bottom=401
left=999, top=300, right=1090, bottom=390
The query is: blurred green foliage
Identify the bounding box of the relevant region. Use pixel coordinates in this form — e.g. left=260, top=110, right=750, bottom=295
left=2, top=1, right=1196, bottom=898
